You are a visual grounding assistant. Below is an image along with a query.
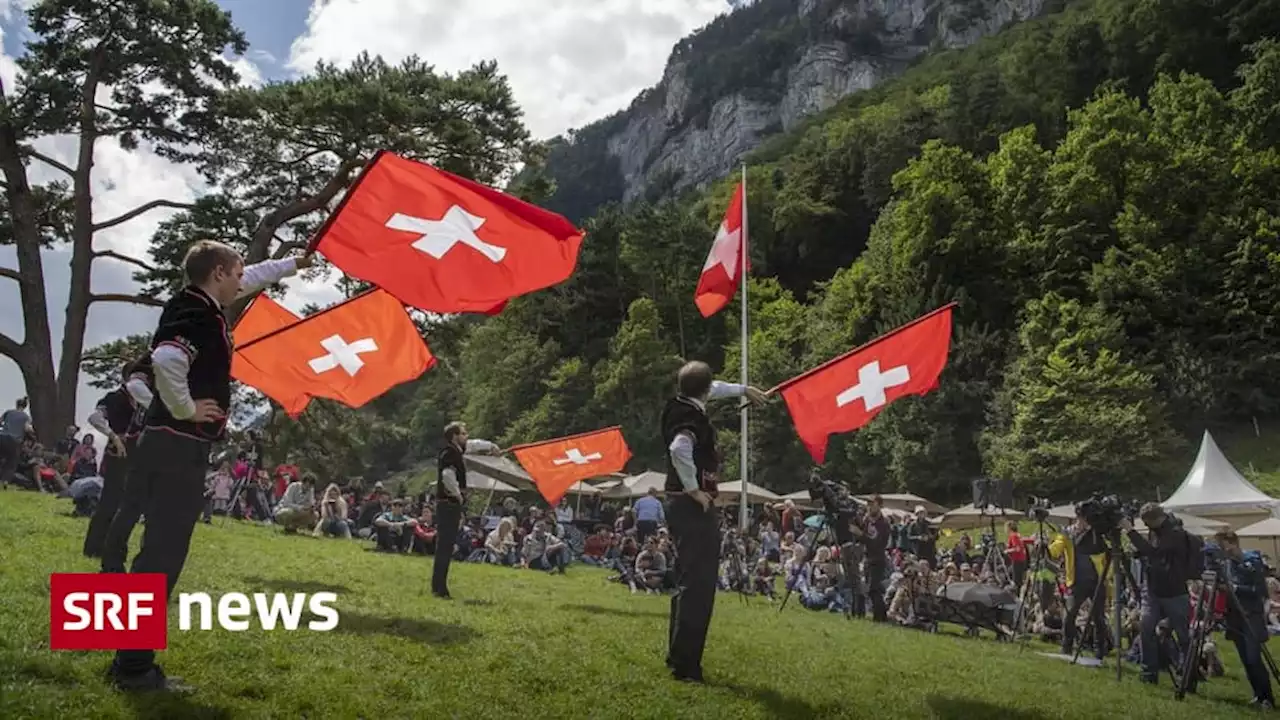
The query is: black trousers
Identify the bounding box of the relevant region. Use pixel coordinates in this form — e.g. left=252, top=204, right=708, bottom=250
left=83, top=451, right=129, bottom=557
left=1062, top=579, right=1106, bottom=657
left=0, top=434, right=18, bottom=485
left=433, top=501, right=461, bottom=595
left=102, top=429, right=210, bottom=676
left=637, top=519, right=659, bottom=544
left=866, top=563, right=888, bottom=622
left=666, top=495, right=718, bottom=677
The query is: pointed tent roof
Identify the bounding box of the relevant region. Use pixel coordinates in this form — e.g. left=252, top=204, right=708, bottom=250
left=1162, top=431, right=1277, bottom=514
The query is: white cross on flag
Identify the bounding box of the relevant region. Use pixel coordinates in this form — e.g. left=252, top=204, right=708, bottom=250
left=776, top=304, right=955, bottom=463
left=694, top=180, right=747, bottom=318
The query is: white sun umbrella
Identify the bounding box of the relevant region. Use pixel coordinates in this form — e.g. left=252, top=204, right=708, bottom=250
left=428, top=472, right=518, bottom=494
left=857, top=493, right=948, bottom=515
left=716, top=480, right=781, bottom=504
left=602, top=471, right=666, bottom=500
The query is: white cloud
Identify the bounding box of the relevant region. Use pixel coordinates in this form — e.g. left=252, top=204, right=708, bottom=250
left=287, top=0, right=729, bottom=139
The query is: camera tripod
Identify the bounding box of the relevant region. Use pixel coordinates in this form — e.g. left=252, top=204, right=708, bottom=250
left=1071, top=529, right=1142, bottom=681
left=1013, top=513, right=1058, bottom=651
left=719, top=528, right=752, bottom=605
left=777, top=512, right=861, bottom=620
left=978, top=508, right=1012, bottom=588
left=1177, top=567, right=1280, bottom=700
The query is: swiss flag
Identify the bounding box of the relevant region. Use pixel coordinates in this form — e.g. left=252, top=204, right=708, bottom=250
left=778, top=304, right=955, bottom=463
left=312, top=151, right=584, bottom=314
left=510, top=426, right=632, bottom=506
left=231, top=296, right=309, bottom=416
left=232, top=289, right=435, bottom=416
left=695, top=180, right=747, bottom=317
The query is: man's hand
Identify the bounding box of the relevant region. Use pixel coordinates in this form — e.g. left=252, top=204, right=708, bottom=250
left=110, top=434, right=126, bottom=456
left=689, top=489, right=712, bottom=511
left=190, top=399, right=225, bottom=424
left=744, top=386, right=770, bottom=406
left=295, top=251, right=316, bottom=269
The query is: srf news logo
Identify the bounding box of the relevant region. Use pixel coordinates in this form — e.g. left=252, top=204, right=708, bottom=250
left=50, top=573, right=339, bottom=650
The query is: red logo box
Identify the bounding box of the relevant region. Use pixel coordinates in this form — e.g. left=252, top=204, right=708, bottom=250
left=49, top=573, right=167, bottom=650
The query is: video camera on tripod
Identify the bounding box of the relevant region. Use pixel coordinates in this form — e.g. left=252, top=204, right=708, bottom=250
left=806, top=468, right=864, bottom=545
left=1026, top=496, right=1054, bottom=522
left=1074, top=492, right=1140, bottom=535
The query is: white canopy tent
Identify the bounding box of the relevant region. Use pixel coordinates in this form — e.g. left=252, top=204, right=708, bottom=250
left=858, top=493, right=948, bottom=516
left=1236, top=517, right=1280, bottom=561
left=934, top=503, right=1018, bottom=530
left=1161, top=431, right=1278, bottom=529
left=602, top=471, right=666, bottom=500
left=716, top=481, right=781, bottom=504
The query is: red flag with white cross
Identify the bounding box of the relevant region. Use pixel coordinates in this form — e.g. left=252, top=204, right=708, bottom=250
left=509, top=427, right=632, bottom=506
left=694, top=181, right=747, bottom=318
left=311, top=150, right=584, bottom=315
left=777, top=304, right=955, bottom=463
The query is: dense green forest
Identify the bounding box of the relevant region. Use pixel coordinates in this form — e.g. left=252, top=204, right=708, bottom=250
left=71, top=0, right=1280, bottom=505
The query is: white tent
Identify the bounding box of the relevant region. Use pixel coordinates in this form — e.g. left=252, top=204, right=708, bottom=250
left=1162, top=431, right=1278, bottom=528
left=602, top=471, right=666, bottom=499
left=934, top=503, right=1018, bottom=530
left=1237, top=517, right=1280, bottom=560
left=716, top=480, right=780, bottom=503
left=858, top=493, right=948, bottom=515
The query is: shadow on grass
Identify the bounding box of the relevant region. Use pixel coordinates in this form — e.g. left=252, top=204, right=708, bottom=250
left=560, top=603, right=667, bottom=619
left=332, top=611, right=478, bottom=646
left=462, top=599, right=494, bottom=607
left=121, top=692, right=234, bottom=720
left=926, top=695, right=1052, bottom=720
left=239, top=577, right=351, bottom=594
left=714, top=682, right=827, bottom=719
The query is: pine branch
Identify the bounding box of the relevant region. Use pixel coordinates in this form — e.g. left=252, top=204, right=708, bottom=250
left=90, top=293, right=165, bottom=307
left=19, top=146, right=74, bottom=176
left=93, top=199, right=197, bottom=232
left=93, top=249, right=156, bottom=272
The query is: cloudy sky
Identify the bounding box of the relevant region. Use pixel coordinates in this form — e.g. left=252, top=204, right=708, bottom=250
left=0, top=0, right=733, bottom=434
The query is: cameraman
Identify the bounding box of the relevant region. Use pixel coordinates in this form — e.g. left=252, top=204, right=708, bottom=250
left=851, top=494, right=891, bottom=622
left=1119, top=503, right=1192, bottom=685
left=906, top=506, right=937, bottom=568
left=1050, top=509, right=1107, bottom=658
left=1213, top=530, right=1275, bottom=708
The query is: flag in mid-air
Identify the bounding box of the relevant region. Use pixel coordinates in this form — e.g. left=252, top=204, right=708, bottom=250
left=232, top=289, right=435, bottom=416
left=777, top=304, right=955, bottom=463
left=509, top=426, right=632, bottom=506
left=231, top=295, right=309, bottom=416
left=694, top=180, right=747, bottom=318
left=312, top=151, right=584, bottom=314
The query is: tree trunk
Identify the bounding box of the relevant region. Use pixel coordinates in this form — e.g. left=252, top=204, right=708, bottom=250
left=54, top=57, right=104, bottom=444
left=0, top=102, right=60, bottom=445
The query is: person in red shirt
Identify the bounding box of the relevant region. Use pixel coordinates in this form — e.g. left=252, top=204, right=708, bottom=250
left=273, top=461, right=300, bottom=500
left=1006, top=521, right=1028, bottom=590
left=582, top=526, right=612, bottom=566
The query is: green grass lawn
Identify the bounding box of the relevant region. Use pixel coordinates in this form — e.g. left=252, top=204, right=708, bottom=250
left=0, top=492, right=1265, bottom=719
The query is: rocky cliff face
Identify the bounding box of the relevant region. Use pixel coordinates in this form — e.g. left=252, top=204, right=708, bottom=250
left=545, top=0, right=1049, bottom=216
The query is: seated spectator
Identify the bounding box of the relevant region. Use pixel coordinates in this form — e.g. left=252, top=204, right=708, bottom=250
left=484, top=517, right=519, bottom=565
left=581, top=526, right=611, bottom=566
left=313, top=483, right=351, bottom=538
left=523, top=521, right=568, bottom=573
left=373, top=498, right=417, bottom=552
left=753, top=557, right=777, bottom=600
left=355, top=490, right=389, bottom=539
left=67, top=434, right=97, bottom=480
left=52, top=424, right=79, bottom=460
left=275, top=473, right=317, bottom=533
left=635, top=537, right=666, bottom=592
left=412, top=505, right=436, bottom=554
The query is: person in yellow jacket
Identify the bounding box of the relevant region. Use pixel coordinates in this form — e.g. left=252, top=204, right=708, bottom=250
left=1049, top=511, right=1110, bottom=657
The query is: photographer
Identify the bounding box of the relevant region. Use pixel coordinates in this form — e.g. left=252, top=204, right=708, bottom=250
left=1120, top=503, right=1191, bottom=686
left=1213, top=530, right=1275, bottom=708
left=1049, top=509, right=1108, bottom=658
left=851, top=494, right=891, bottom=622
left=906, top=506, right=937, bottom=567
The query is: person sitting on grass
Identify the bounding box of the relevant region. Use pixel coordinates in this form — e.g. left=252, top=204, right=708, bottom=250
left=412, top=505, right=436, bottom=554
left=313, top=483, right=351, bottom=539
left=753, top=557, right=777, bottom=601
left=484, top=517, right=519, bottom=565
left=522, top=520, right=569, bottom=573
left=581, top=526, right=612, bottom=566
left=636, top=536, right=666, bottom=593
left=274, top=473, right=317, bottom=534
left=373, top=498, right=417, bottom=552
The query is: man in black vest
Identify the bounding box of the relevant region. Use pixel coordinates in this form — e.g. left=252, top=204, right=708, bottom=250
left=102, top=240, right=309, bottom=693
left=662, top=360, right=766, bottom=683
left=82, top=359, right=153, bottom=558
left=434, top=420, right=499, bottom=599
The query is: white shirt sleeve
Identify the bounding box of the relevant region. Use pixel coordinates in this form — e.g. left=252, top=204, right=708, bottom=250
left=151, top=344, right=196, bottom=420
left=236, top=258, right=299, bottom=300
left=86, top=408, right=112, bottom=435
left=708, top=380, right=746, bottom=400
left=125, top=377, right=153, bottom=407
left=464, top=439, right=499, bottom=454
left=668, top=431, right=699, bottom=491
left=440, top=467, right=462, bottom=498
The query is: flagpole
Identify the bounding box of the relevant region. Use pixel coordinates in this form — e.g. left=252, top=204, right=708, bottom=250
left=738, top=164, right=750, bottom=534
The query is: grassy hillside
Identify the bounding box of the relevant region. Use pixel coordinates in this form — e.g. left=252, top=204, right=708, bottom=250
left=0, top=492, right=1262, bottom=719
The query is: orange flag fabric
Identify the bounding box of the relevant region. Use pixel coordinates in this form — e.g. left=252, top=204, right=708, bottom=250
left=232, top=289, right=435, bottom=416
left=231, top=296, right=310, bottom=416
left=510, top=426, right=632, bottom=506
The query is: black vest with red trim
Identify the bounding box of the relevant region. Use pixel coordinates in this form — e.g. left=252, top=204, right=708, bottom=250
left=437, top=444, right=466, bottom=502
left=661, top=395, right=720, bottom=496
left=145, top=285, right=232, bottom=442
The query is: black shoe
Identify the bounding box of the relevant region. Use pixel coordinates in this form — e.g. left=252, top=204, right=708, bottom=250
left=671, top=668, right=704, bottom=684
left=110, top=666, right=193, bottom=694
left=432, top=591, right=452, bottom=600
